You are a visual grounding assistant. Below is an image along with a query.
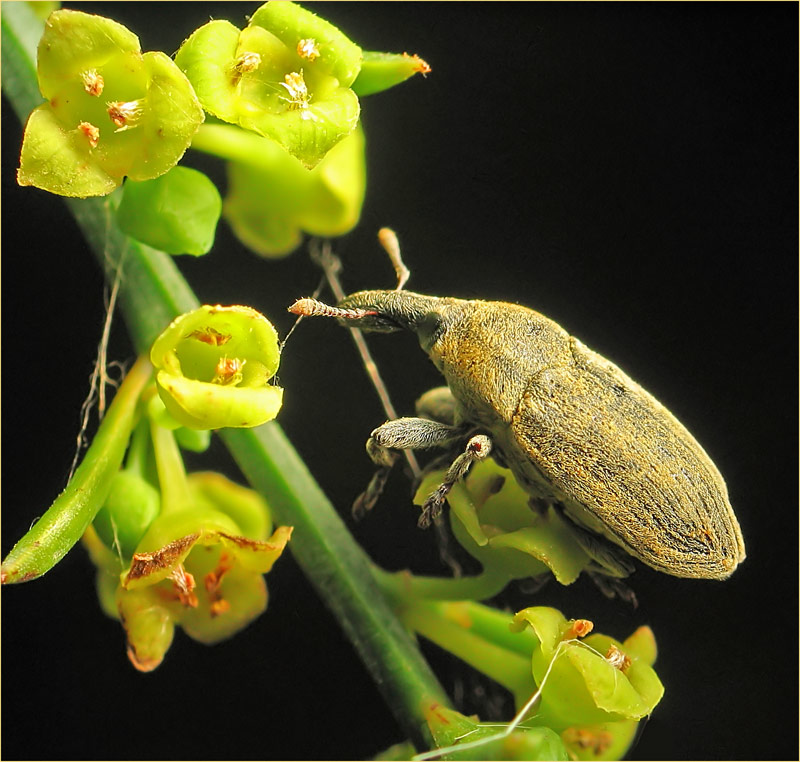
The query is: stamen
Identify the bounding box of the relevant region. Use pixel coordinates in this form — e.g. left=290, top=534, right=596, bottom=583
left=78, top=121, right=100, bottom=148
left=564, top=619, right=594, bottom=639
left=81, top=69, right=104, bottom=96
left=231, top=51, right=261, bottom=85
left=212, top=356, right=246, bottom=385
left=296, top=38, right=320, bottom=61
left=279, top=70, right=317, bottom=121
left=187, top=326, right=232, bottom=346
left=605, top=644, right=632, bottom=671
left=107, top=100, right=143, bottom=132
left=169, top=564, right=198, bottom=608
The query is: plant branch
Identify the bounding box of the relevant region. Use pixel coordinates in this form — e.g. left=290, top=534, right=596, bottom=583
left=1, top=2, right=450, bottom=749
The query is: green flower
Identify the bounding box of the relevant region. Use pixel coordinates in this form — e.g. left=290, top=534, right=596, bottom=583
left=84, top=471, right=292, bottom=671
left=215, top=122, right=365, bottom=257
left=149, top=305, right=283, bottom=430
left=175, top=1, right=362, bottom=168
left=17, top=9, right=203, bottom=197
left=414, top=459, right=593, bottom=585
left=511, top=608, right=664, bottom=736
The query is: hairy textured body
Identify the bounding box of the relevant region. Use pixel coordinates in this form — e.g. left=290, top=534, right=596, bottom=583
left=333, top=290, right=745, bottom=580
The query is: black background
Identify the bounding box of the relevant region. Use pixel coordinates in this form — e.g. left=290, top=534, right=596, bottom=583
left=2, top=3, right=797, bottom=761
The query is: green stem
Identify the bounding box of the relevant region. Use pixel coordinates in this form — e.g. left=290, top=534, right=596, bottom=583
left=148, top=420, right=191, bottom=514
left=1, top=355, right=153, bottom=584
left=1, top=5, right=450, bottom=749
left=399, top=599, right=535, bottom=701
left=125, top=414, right=151, bottom=476
left=373, top=564, right=512, bottom=603
left=191, top=123, right=290, bottom=169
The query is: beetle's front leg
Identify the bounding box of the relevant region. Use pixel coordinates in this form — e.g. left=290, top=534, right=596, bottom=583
left=352, top=418, right=469, bottom=519
left=418, top=434, right=492, bottom=529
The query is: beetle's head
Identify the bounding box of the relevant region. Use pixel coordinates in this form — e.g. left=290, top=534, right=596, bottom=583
left=335, top=290, right=441, bottom=334
left=289, top=290, right=461, bottom=352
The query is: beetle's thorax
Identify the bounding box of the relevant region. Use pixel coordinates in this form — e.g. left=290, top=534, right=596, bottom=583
left=428, top=300, right=574, bottom=427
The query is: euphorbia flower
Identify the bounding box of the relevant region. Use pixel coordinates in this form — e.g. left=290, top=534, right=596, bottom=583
left=84, top=471, right=292, bottom=671
left=414, top=459, right=593, bottom=586
left=174, top=1, right=362, bottom=168
left=17, top=9, right=203, bottom=197
left=511, top=607, right=664, bottom=735
left=150, top=305, right=283, bottom=430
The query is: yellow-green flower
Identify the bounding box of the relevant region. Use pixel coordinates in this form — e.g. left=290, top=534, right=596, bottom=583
left=150, top=305, right=283, bottom=430
left=414, top=459, right=593, bottom=585
left=17, top=9, right=203, bottom=197
left=84, top=471, right=292, bottom=671
left=511, top=607, right=664, bottom=741
left=175, top=1, right=362, bottom=168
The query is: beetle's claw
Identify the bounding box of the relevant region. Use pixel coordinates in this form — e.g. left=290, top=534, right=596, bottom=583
left=352, top=466, right=393, bottom=520
left=418, top=486, right=448, bottom=529
left=587, top=570, right=639, bottom=608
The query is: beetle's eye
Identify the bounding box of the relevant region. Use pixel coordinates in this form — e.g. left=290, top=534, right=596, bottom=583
left=415, top=311, right=444, bottom=351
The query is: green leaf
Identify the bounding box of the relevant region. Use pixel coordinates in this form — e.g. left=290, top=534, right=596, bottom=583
left=1, top=356, right=153, bottom=584
left=117, top=167, right=221, bottom=256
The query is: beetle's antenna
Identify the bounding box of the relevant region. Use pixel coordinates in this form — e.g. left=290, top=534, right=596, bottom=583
left=377, top=227, right=410, bottom=291
left=305, top=238, right=423, bottom=476
left=303, top=237, right=462, bottom=577
left=288, top=298, right=376, bottom=320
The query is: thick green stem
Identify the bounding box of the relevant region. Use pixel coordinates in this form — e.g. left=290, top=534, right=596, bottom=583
left=398, top=599, right=534, bottom=701
left=373, top=564, right=512, bottom=603
left=1, top=355, right=153, bottom=584
left=148, top=421, right=192, bottom=514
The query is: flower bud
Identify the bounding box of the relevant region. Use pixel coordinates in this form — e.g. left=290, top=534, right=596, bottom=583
left=93, top=470, right=161, bottom=559
left=221, top=123, right=365, bottom=257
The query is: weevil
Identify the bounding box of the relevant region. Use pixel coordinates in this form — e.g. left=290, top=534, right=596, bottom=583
left=289, top=246, right=746, bottom=582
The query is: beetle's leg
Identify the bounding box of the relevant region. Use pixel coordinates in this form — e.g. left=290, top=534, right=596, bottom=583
left=415, top=386, right=457, bottom=426
left=565, top=521, right=636, bottom=579
left=418, top=435, right=493, bottom=529
left=352, top=417, right=469, bottom=519
left=586, top=570, right=639, bottom=607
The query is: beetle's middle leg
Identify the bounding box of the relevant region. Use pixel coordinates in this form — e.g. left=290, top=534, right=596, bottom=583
left=352, top=417, right=470, bottom=518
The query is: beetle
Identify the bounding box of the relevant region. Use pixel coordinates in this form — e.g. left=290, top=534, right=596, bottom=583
left=289, top=265, right=746, bottom=582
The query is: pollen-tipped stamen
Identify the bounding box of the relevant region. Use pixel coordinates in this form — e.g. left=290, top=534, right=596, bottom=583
left=107, top=99, right=144, bottom=132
